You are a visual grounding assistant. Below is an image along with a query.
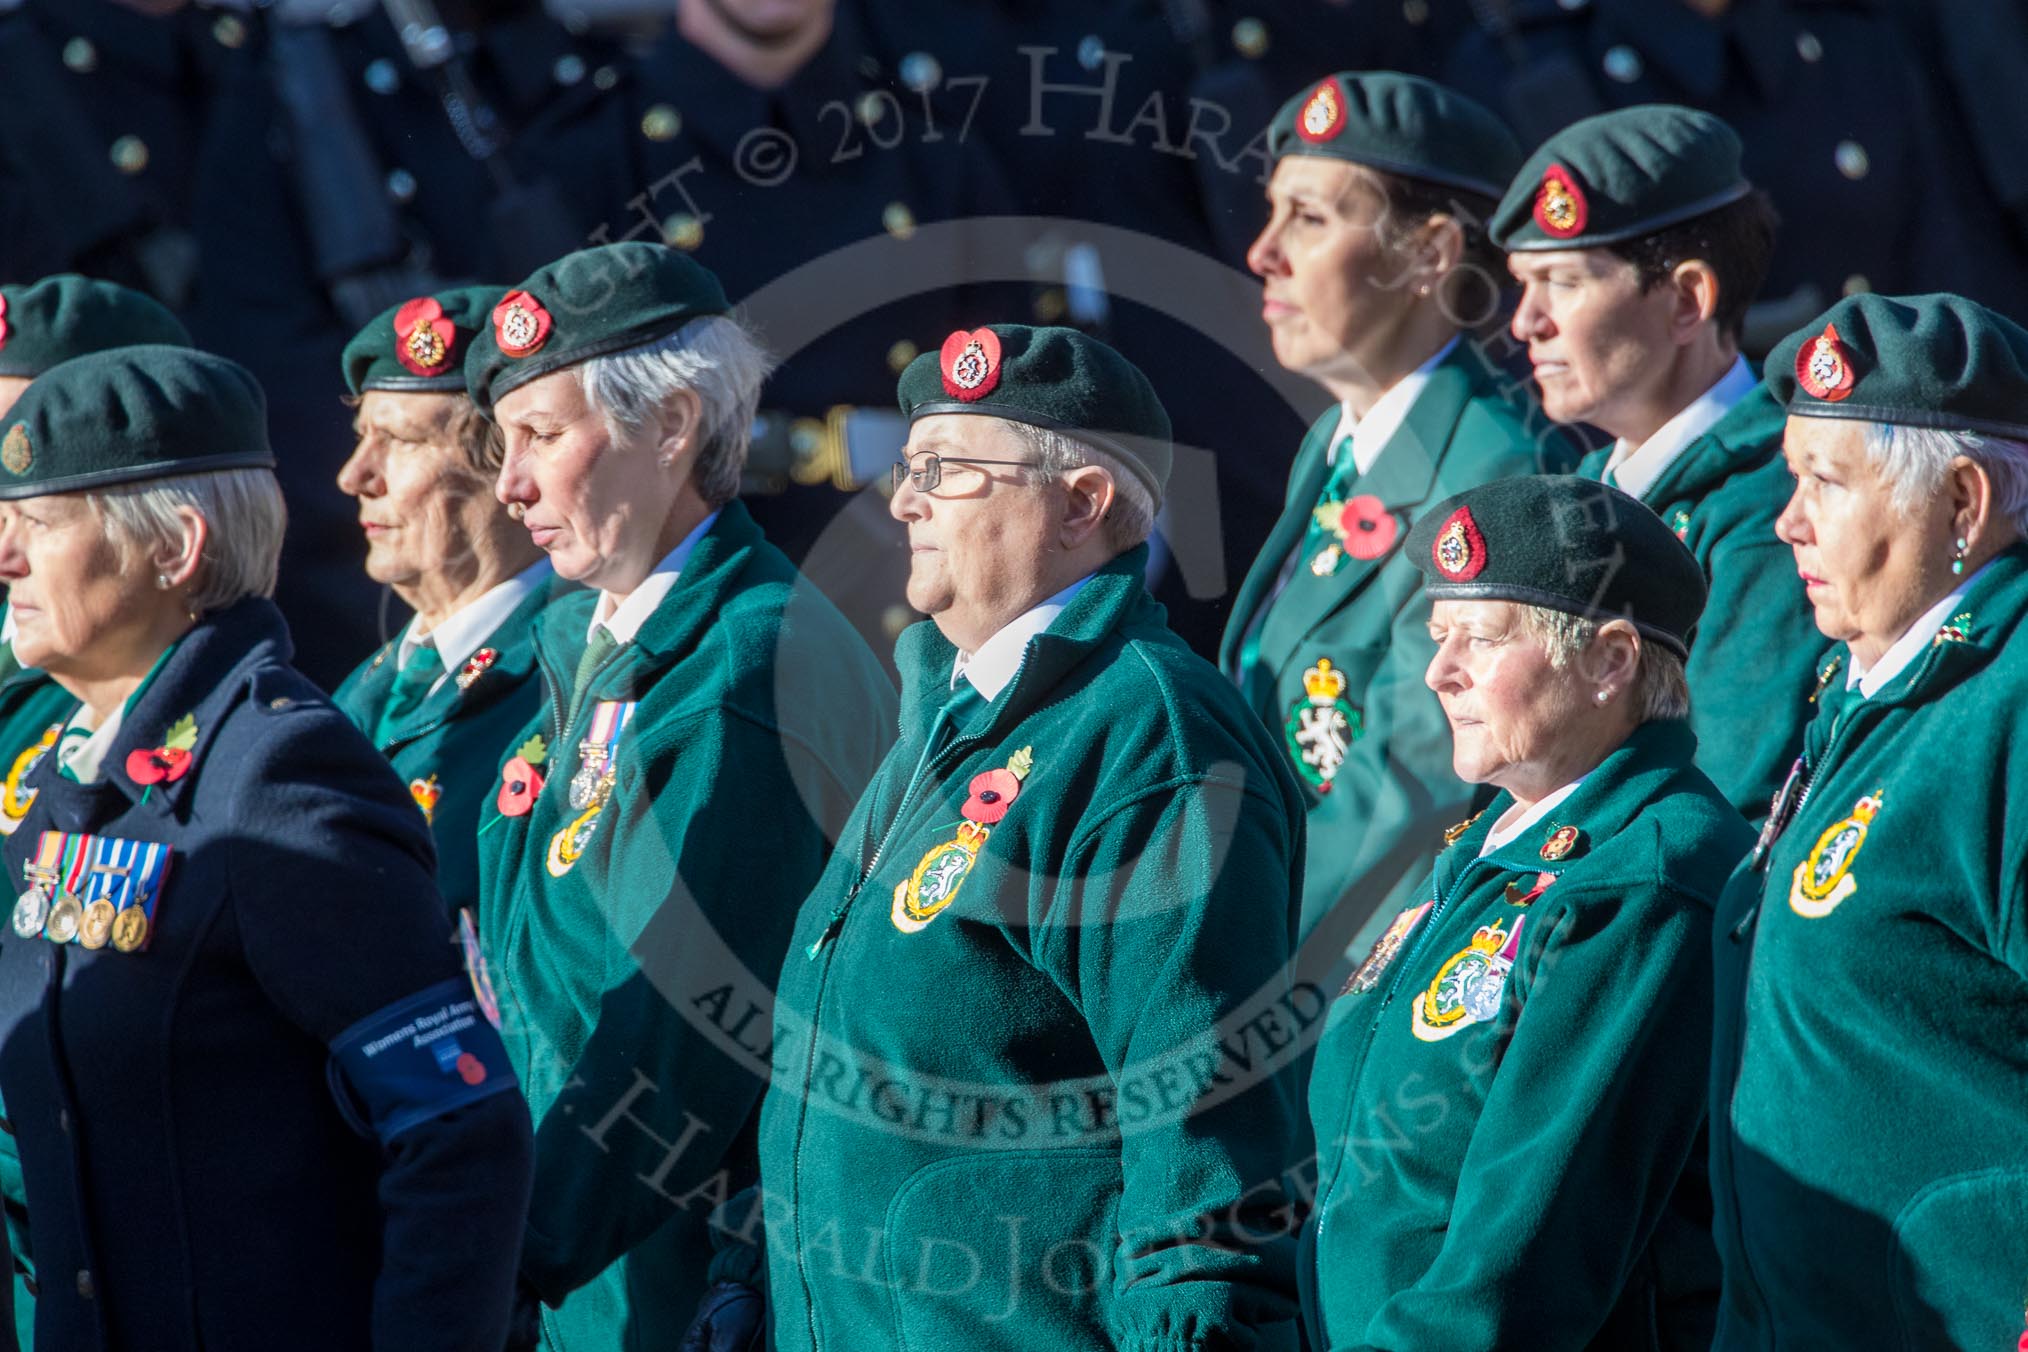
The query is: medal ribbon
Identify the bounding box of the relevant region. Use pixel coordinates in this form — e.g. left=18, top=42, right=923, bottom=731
left=58, top=833, right=91, bottom=898
left=27, top=830, right=63, bottom=886
left=125, top=840, right=172, bottom=921
left=587, top=700, right=636, bottom=753
left=84, top=837, right=133, bottom=907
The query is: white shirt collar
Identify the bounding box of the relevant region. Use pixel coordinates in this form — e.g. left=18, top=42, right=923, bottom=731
left=951, top=574, right=1094, bottom=702
left=1846, top=560, right=1989, bottom=698
left=1603, top=356, right=1756, bottom=500
left=57, top=703, right=125, bottom=786
left=1327, top=335, right=1460, bottom=476
left=398, top=558, right=555, bottom=681
left=1479, top=776, right=1587, bottom=858
left=589, top=511, right=719, bottom=646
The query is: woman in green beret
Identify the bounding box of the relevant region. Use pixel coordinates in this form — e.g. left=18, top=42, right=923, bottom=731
left=1223, top=70, right=1575, bottom=979
left=462, top=242, right=894, bottom=1350
left=1306, top=475, right=1752, bottom=1350
left=0, top=345, right=533, bottom=1352
left=332, top=286, right=566, bottom=924
left=1712, top=293, right=2028, bottom=1349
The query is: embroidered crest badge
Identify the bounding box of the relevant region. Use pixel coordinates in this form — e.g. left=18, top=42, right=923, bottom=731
left=1795, top=322, right=1857, bottom=402
left=394, top=296, right=456, bottom=376
left=1284, top=659, right=1363, bottom=791
left=1411, top=915, right=1528, bottom=1041
left=1532, top=164, right=1588, bottom=239
left=1789, top=788, right=1881, bottom=918
left=891, top=746, right=1033, bottom=933
left=493, top=290, right=553, bottom=359
left=939, top=327, right=1002, bottom=402
left=0, top=723, right=59, bottom=837
left=1431, top=506, right=1487, bottom=581
left=1, top=424, right=31, bottom=477
left=1296, top=78, right=1345, bottom=143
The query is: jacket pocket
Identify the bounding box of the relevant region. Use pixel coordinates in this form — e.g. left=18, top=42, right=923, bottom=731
left=884, top=1147, right=1121, bottom=1352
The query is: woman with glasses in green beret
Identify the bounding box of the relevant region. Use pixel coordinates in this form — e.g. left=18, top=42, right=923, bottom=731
left=0, top=345, right=532, bottom=1352
left=1307, top=475, right=1751, bottom=1350
left=1224, top=71, right=1576, bottom=984
left=1713, top=293, right=2028, bottom=1349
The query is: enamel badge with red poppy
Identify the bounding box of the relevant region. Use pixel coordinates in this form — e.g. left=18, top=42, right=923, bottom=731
left=1532, top=164, right=1588, bottom=239
left=940, top=328, right=1002, bottom=401
left=1296, top=78, right=1345, bottom=144
left=1796, top=322, right=1857, bottom=402
left=1432, top=506, right=1487, bottom=581
left=457, top=647, right=498, bottom=692
left=126, top=713, right=198, bottom=786
left=394, top=296, right=457, bottom=376
left=892, top=746, right=1034, bottom=934
left=493, top=291, right=553, bottom=359
left=1335, top=494, right=1399, bottom=561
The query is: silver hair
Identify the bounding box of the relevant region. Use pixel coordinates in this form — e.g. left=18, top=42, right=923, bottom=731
left=576, top=313, right=775, bottom=509
left=1861, top=422, right=2028, bottom=533
left=1003, top=421, right=1157, bottom=551
left=92, top=468, right=287, bottom=616
left=1519, top=604, right=1691, bottom=723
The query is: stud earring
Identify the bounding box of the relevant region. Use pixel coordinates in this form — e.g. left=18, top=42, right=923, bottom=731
left=1594, top=689, right=1611, bottom=705
left=155, top=573, right=171, bottom=590
left=1952, top=536, right=1968, bottom=576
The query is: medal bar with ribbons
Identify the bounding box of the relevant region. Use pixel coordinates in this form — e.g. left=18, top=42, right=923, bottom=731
left=12, top=830, right=172, bottom=951
left=568, top=699, right=636, bottom=812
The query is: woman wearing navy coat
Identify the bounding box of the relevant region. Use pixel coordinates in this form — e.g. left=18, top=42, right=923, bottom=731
left=0, top=346, right=533, bottom=1352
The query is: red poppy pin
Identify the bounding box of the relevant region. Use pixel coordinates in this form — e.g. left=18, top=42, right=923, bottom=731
left=493, top=291, right=553, bottom=359
left=1795, top=322, right=1857, bottom=402
left=394, top=296, right=457, bottom=376
left=961, top=746, right=1034, bottom=825
left=0, top=293, right=9, bottom=351
left=456, top=647, right=498, bottom=692
left=1432, top=506, right=1487, bottom=581
left=455, top=1052, right=487, bottom=1086
left=1336, top=494, right=1399, bottom=561
left=126, top=713, right=198, bottom=786
left=1533, top=164, right=1588, bottom=239
left=1296, top=78, right=1345, bottom=144
left=940, top=327, right=1002, bottom=401
left=1505, top=871, right=1555, bottom=906
left=497, top=734, right=547, bottom=817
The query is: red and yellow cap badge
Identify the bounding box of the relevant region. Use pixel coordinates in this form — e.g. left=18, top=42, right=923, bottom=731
left=1296, top=78, right=1346, bottom=144
left=1795, top=322, right=1857, bottom=402
left=1532, top=164, right=1588, bottom=240
left=1432, top=505, right=1487, bottom=581
left=493, top=291, right=553, bottom=360
left=394, top=296, right=457, bottom=377
left=939, top=327, right=1002, bottom=402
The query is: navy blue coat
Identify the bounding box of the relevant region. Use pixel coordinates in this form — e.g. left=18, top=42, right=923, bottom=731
left=0, top=599, right=532, bottom=1352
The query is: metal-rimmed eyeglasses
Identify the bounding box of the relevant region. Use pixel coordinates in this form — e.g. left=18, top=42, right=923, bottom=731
left=890, top=452, right=1031, bottom=494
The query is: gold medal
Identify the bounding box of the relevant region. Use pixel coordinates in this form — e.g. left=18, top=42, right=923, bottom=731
left=44, top=891, right=83, bottom=944
left=78, top=899, right=116, bottom=950
left=11, top=888, right=49, bottom=938
left=111, top=906, right=149, bottom=953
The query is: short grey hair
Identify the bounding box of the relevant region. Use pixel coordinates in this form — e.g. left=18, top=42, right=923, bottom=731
left=576, top=313, right=775, bottom=509
left=1862, top=422, right=2028, bottom=534
left=1004, top=421, right=1157, bottom=551
left=93, top=468, right=287, bottom=616
left=1519, top=604, right=1690, bottom=723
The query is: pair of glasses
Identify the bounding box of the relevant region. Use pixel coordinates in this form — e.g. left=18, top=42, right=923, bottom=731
left=891, top=453, right=1030, bottom=494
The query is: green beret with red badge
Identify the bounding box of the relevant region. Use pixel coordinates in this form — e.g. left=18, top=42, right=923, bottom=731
left=1765, top=291, right=2028, bottom=437
left=0, top=274, right=190, bottom=378
left=1491, top=105, right=1751, bottom=251
left=0, top=345, right=274, bottom=498
left=342, top=285, right=510, bottom=396
left=1267, top=70, right=1522, bottom=199
left=1406, top=474, right=1707, bottom=659
left=464, top=243, right=730, bottom=414
left=896, top=323, right=1173, bottom=502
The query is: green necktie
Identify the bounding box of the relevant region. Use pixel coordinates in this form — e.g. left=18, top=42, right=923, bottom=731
left=933, top=679, right=987, bottom=754
left=372, top=640, right=439, bottom=747
left=570, top=626, right=620, bottom=721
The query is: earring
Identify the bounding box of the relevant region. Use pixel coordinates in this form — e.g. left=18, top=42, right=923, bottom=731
left=1953, top=536, right=1968, bottom=576
left=155, top=573, right=171, bottom=590
left=1595, top=689, right=1611, bottom=705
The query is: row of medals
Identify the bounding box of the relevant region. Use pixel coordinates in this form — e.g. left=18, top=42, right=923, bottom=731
left=12, top=871, right=147, bottom=952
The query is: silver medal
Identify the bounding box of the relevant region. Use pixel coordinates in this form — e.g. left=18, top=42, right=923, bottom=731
left=12, top=887, right=50, bottom=938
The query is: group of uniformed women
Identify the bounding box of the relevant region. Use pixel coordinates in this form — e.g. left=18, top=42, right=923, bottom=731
left=0, top=62, right=2017, bottom=1352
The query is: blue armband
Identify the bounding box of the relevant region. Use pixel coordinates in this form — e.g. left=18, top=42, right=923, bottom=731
left=327, top=978, right=519, bottom=1144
